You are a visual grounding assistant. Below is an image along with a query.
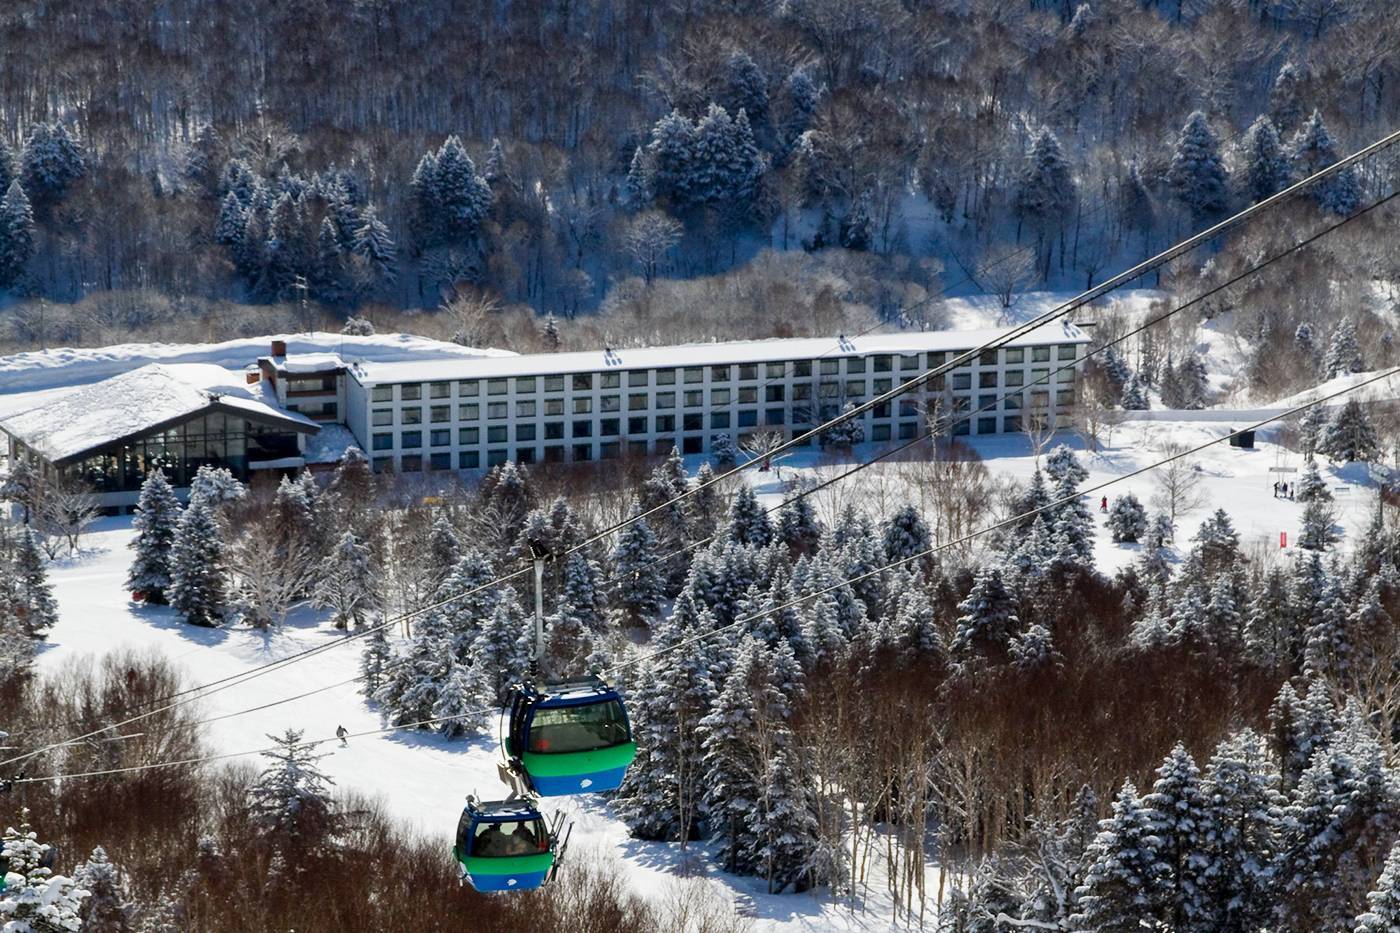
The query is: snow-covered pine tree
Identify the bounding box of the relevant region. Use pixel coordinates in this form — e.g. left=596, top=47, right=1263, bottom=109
left=623, top=146, right=652, bottom=211
left=432, top=660, right=483, bottom=739
left=20, top=122, right=85, bottom=206
left=375, top=608, right=451, bottom=726
left=437, top=548, right=498, bottom=660
left=1298, top=496, right=1339, bottom=551
left=1106, top=493, right=1148, bottom=543
left=611, top=502, right=664, bottom=624
left=1299, top=402, right=1329, bottom=457
left=1120, top=371, right=1149, bottom=410
left=700, top=635, right=773, bottom=874
left=430, top=135, right=493, bottom=242
left=1295, top=456, right=1331, bottom=502
left=775, top=494, right=823, bottom=556
left=1168, top=111, right=1229, bottom=219
left=427, top=513, right=461, bottom=589
left=648, top=110, right=698, bottom=209
left=1324, top=319, right=1364, bottom=379
left=1046, top=444, right=1089, bottom=486
left=1074, top=781, right=1167, bottom=932
left=950, top=566, right=1020, bottom=665
left=711, top=432, right=738, bottom=466
left=1244, top=565, right=1293, bottom=668
left=756, top=745, right=818, bottom=894
left=1015, top=128, right=1076, bottom=245
left=547, top=552, right=606, bottom=671
left=1318, top=397, right=1380, bottom=463
left=351, top=206, right=396, bottom=289
left=1237, top=115, right=1291, bottom=205
left=247, top=728, right=342, bottom=861
left=1356, top=839, right=1400, bottom=933
left=188, top=463, right=246, bottom=509
left=13, top=527, right=56, bottom=636
left=881, top=504, right=932, bottom=565
left=726, top=484, right=773, bottom=548
left=0, top=810, right=85, bottom=933
left=1269, top=61, right=1306, bottom=133
left=315, top=529, right=377, bottom=629
left=168, top=497, right=226, bottom=627
left=0, top=180, right=35, bottom=288
left=819, top=402, right=865, bottom=448
left=467, top=586, right=531, bottom=707
left=1144, top=744, right=1212, bottom=930
left=1199, top=729, right=1282, bottom=932
left=1292, top=110, right=1361, bottom=215
left=358, top=619, right=393, bottom=697
left=72, top=845, right=134, bottom=931
left=126, top=470, right=182, bottom=605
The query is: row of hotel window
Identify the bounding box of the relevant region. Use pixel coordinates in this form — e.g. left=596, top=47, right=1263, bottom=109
left=367, top=390, right=1076, bottom=453
left=369, top=412, right=1058, bottom=473
left=363, top=345, right=1082, bottom=403
left=367, top=369, right=1076, bottom=427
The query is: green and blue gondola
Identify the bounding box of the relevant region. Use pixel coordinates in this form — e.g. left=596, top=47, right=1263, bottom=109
left=504, top=678, right=637, bottom=797
left=453, top=799, right=555, bottom=892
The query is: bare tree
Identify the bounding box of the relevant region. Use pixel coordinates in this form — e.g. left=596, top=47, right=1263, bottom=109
left=228, top=520, right=320, bottom=629
left=977, top=249, right=1037, bottom=320
left=1022, top=401, right=1057, bottom=468
left=440, top=289, right=503, bottom=348
left=37, top=477, right=101, bottom=557
left=624, top=211, right=683, bottom=284
left=1151, top=441, right=1210, bottom=524
left=740, top=431, right=789, bottom=473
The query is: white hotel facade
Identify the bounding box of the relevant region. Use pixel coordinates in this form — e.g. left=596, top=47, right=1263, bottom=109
left=335, top=323, right=1090, bottom=474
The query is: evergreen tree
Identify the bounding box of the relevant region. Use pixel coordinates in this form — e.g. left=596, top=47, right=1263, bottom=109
left=72, top=846, right=134, bottom=932
left=701, top=635, right=773, bottom=874
left=314, top=530, right=377, bottom=630
left=432, top=660, right=482, bottom=739
left=431, top=135, right=493, bottom=242
left=0, top=811, right=85, bottom=933
left=1074, top=781, right=1166, bottom=932
left=427, top=514, right=461, bottom=588
left=711, top=432, right=738, bottom=466
left=1237, top=115, right=1291, bottom=205
left=1168, top=111, right=1229, bottom=219
left=1144, top=744, right=1212, bottom=930
left=1356, top=839, right=1400, bottom=933
left=358, top=620, right=393, bottom=697
left=0, top=180, right=35, bottom=288
left=247, top=728, right=342, bottom=860
left=1318, top=398, right=1380, bottom=463
left=1106, top=493, right=1148, bottom=543
left=0, top=138, right=16, bottom=199
left=126, top=471, right=182, bottom=605
left=1296, top=456, right=1332, bottom=502
left=820, top=402, right=865, bottom=448
left=1120, top=371, right=1149, bottom=410
left=14, top=527, right=56, bottom=636
left=1292, top=110, right=1360, bottom=215
left=351, top=206, right=396, bottom=289
left=756, top=745, right=818, bottom=894
left=623, top=146, right=652, bottom=210
left=20, top=122, right=86, bottom=206
left=611, top=503, right=663, bottom=623
left=467, top=586, right=531, bottom=707
left=1046, top=444, right=1089, bottom=486
left=1198, top=729, right=1282, bottom=932
left=1269, top=61, right=1306, bottom=133
left=1015, top=127, right=1076, bottom=242
left=726, top=484, right=772, bottom=548
left=950, top=566, right=1019, bottom=664
left=188, top=464, right=246, bottom=509
left=548, top=552, right=606, bottom=669
left=775, top=494, right=822, bottom=556
left=183, top=123, right=222, bottom=196
left=881, top=505, right=931, bottom=564
left=1324, top=319, right=1363, bottom=379
left=168, top=497, right=226, bottom=627
left=1298, top=497, right=1339, bottom=551
left=648, top=110, right=698, bottom=209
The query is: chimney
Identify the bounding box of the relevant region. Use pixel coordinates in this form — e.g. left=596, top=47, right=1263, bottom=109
left=245, top=371, right=260, bottom=385
left=271, top=339, right=287, bottom=357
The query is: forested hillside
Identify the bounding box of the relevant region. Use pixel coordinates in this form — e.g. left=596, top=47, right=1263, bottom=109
left=0, top=0, right=1397, bottom=351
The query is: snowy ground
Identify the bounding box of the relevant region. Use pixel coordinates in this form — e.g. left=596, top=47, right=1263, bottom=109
left=26, top=415, right=1387, bottom=930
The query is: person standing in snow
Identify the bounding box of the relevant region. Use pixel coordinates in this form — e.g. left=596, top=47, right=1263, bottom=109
left=336, top=725, right=348, bottom=747
left=1100, top=496, right=1108, bottom=513
left=1273, top=481, right=1280, bottom=498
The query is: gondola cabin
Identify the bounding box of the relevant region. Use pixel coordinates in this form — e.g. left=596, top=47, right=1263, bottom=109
left=504, top=678, right=636, bottom=797
left=453, top=800, right=554, bottom=892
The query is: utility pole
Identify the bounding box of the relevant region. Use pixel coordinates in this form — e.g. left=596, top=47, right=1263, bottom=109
left=529, top=542, right=548, bottom=682
left=293, top=274, right=309, bottom=333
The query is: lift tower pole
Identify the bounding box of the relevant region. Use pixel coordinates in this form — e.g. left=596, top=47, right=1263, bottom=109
left=528, top=543, right=548, bottom=678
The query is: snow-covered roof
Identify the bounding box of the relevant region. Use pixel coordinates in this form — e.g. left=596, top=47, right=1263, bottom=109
left=303, top=424, right=362, bottom=464
left=265, top=352, right=348, bottom=374
left=0, top=363, right=318, bottom=464
left=349, top=322, right=1090, bottom=385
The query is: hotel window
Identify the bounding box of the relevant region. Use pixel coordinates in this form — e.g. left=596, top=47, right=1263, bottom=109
left=820, top=359, right=839, bottom=375
left=572, top=420, right=593, bottom=438
left=545, top=423, right=564, bottom=439
left=628, top=416, right=648, bottom=433
left=738, top=410, right=758, bottom=427
left=601, top=418, right=620, bottom=436
left=516, top=400, right=536, bottom=417
left=488, top=402, right=508, bottom=419
left=899, top=422, right=918, bottom=439
left=1004, top=415, right=1022, bottom=432
left=458, top=380, right=480, bottom=397
left=628, top=370, right=649, bottom=387
left=872, top=424, right=891, bottom=441
left=431, top=405, right=450, bottom=422
left=900, top=354, right=921, bottom=371
left=545, top=398, right=564, bottom=416
left=952, top=372, right=972, bottom=390
left=601, top=373, right=621, bottom=389
left=900, top=399, right=920, bottom=417
left=847, top=357, right=868, bottom=375
left=459, top=403, right=480, bottom=420
left=979, top=372, right=998, bottom=389
left=572, top=373, right=594, bottom=391
left=684, top=391, right=703, bottom=407
left=372, top=386, right=392, bottom=402
left=431, top=429, right=451, bottom=447
left=873, top=379, right=892, bottom=394
left=712, top=412, right=731, bottom=429
left=401, top=408, right=423, bottom=425
left=1004, top=394, right=1023, bottom=410
left=486, top=426, right=507, bottom=444
left=766, top=362, right=785, bottom=378
left=979, top=349, right=999, bottom=367
left=793, top=385, right=812, bottom=401
left=372, top=409, right=393, bottom=427
left=516, top=376, right=536, bottom=394
left=1005, top=348, right=1024, bottom=364
left=459, top=451, right=480, bottom=469
left=486, top=378, right=507, bottom=396
left=400, top=430, right=422, bottom=449
left=545, top=375, right=565, bottom=392
left=543, top=446, right=564, bottom=463
left=430, top=382, right=450, bottom=399
left=819, top=382, right=840, bottom=398
left=793, top=406, right=813, bottom=425
left=873, top=355, right=892, bottom=373
left=372, top=433, right=393, bottom=451
left=459, top=427, right=480, bottom=444
left=401, top=384, right=422, bottom=401
left=953, top=396, right=970, bottom=412
left=1032, top=369, right=1050, bottom=385
left=1006, top=371, right=1024, bottom=387
left=766, top=408, right=785, bottom=425
left=600, top=442, right=621, bottom=459
left=978, top=417, right=998, bottom=434
left=656, top=369, right=676, bottom=386
left=846, top=379, right=865, bottom=396
left=1056, top=368, right=1074, bottom=382
left=712, top=388, right=731, bottom=405
left=517, top=449, right=536, bottom=465
left=794, top=360, right=813, bottom=377
left=929, top=351, right=948, bottom=367
left=1057, top=390, right=1075, bottom=406
left=601, top=396, right=621, bottom=412
left=487, top=449, right=508, bottom=467
left=953, top=421, right=970, bottom=437
left=516, top=424, right=537, bottom=442
left=401, top=454, right=423, bottom=471
left=657, top=392, right=675, bottom=409
left=573, top=444, right=593, bottom=461
left=683, top=413, right=703, bottom=431
left=1058, top=345, right=1078, bottom=360
left=628, top=393, right=648, bottom=411
left=711, top=365, right=730, bottom=382
left=766, top=385, right=785, bottom=402
left=655, top=415, right=675, bottom=432
left=1032, top=346, right=1051, bottom=362
left=683, top=367, right=703, bottom=384
left=930, top=374, right=945, bottom=391
left=573, top=397, right=593, bottom=414
left=738, top=364, right=757, bottom=380
left=874, top=402, right=892, bottom=418
left=738, top=387, right=757, bottom=404
left=978, top=395, right=997, bottom=411
left=628, top=440, right=649, bottom=457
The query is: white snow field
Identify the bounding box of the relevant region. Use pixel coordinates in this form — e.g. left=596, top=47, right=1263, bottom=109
left=28, top=418, right=1387, bottom=930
